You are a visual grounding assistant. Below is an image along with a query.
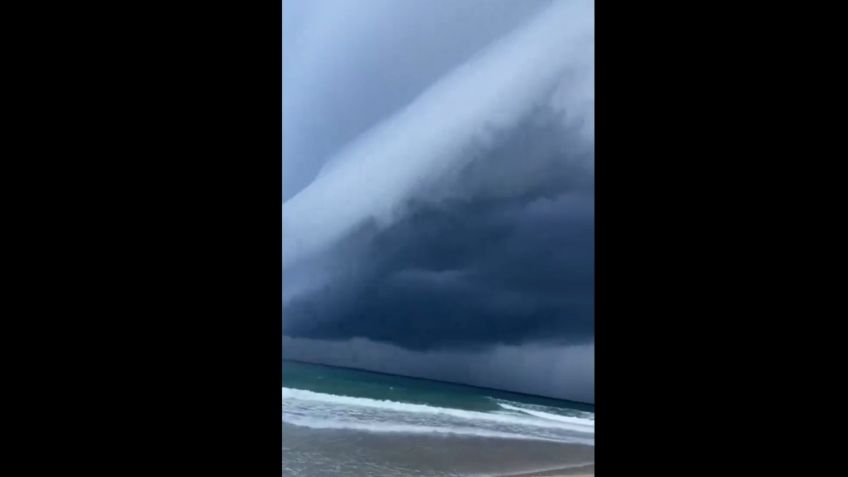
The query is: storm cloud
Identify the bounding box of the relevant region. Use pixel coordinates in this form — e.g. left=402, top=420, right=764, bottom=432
left=283, top=0, right=594, bottom=401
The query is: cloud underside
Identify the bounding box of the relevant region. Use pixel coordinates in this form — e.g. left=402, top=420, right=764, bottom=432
left=284, top=111, right=594, bottom=350
left=283, top=0, right=594, bottom=353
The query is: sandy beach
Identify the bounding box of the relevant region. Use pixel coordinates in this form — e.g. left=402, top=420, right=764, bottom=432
left=283, top=362, right=593, bottom=476
left=285, top=422, right=593, bottom=476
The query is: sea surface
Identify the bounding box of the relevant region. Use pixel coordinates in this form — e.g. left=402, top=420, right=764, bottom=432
left=283, top=361, right=594, bottom=476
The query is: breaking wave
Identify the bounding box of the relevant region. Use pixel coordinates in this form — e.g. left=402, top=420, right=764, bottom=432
left=283, top=387, right=594, bottom=445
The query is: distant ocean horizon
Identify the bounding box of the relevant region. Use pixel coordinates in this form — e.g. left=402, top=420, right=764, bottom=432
left=283, top=360, right=594, bottom=476
left=284, top=359, right=595, bottom=407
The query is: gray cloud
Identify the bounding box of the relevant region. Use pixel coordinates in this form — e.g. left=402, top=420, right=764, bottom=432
left=284, top=111, right=594, bottom=349
left=283, top=0, right=594, bottom=266
left=283, top=0, right=594, bottom=398
left=283, top=0, right=553, bottom=200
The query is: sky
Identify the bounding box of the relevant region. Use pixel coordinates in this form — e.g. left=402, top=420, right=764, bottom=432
left=283, top=0, right=594, bottom=403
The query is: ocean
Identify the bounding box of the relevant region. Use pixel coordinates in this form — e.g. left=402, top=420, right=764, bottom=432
left=283, top=361, right=594, bottom=476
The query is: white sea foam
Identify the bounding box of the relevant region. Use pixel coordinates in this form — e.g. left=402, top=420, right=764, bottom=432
left=283, top=415, right=581, bottom=443
left=284, top=388, right=593, bottom=433
left=282, top=387, right=594, bottom=445
left=497, top=402, right=595, bottom=427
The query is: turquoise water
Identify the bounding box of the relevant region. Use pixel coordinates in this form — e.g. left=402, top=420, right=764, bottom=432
left=283, top=360, right=594, bottom=476
left=284, top=360, right=594, bottom=414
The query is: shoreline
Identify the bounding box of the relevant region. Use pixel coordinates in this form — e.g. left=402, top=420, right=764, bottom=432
left=502, top=463, right=594, bottom=477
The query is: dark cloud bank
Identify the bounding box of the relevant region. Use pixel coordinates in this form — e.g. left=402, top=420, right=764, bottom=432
left=283, top=0, right=594, bottom=402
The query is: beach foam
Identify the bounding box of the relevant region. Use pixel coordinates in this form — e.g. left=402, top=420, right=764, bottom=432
left=497, top=402, right=595, bottom=427
left=284, top=415, right=575, bottom=443
left=283, top=387, right=594, bottom=445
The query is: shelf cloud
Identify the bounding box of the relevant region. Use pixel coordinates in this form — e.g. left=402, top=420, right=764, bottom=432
left=283, top=0, right=594, bottom=401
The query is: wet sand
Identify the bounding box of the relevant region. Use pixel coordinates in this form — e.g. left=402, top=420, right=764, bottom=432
left=503, top=463, right=594, bottom=476
left=283, top=423, right=593, bottom=476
